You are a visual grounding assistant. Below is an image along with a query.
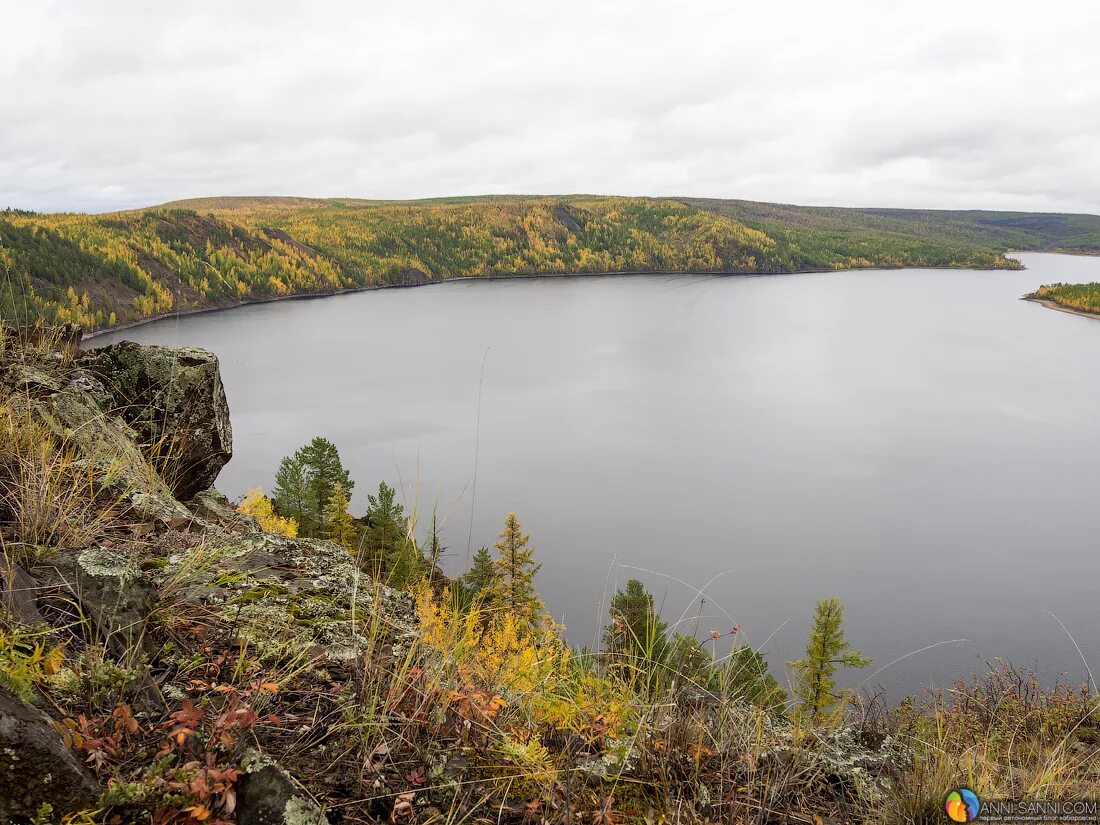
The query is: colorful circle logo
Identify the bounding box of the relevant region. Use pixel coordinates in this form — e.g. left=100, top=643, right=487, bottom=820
left=945, top=788, right=981, bottom=822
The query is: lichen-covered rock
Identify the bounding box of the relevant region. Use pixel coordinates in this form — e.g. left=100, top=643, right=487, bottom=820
left=35, top=546, right=156, bottom=659
left=237, top=749, right=328, bottom=825
left=83, top=341, right=232, bottom=500
left=188, top=486, right=252, bottom=527
left=160, top=531, right=418, bottom=662
left=3, top=356, right=188, bottom=524
left=0, top=347, right=195, bottom=530
left=0, top=685, right=102, bottom=819
left=817, top=726, right=911, bottom=802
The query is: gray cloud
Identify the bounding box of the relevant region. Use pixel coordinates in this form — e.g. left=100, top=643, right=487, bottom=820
left=1, top=0, right=1098, bottom=213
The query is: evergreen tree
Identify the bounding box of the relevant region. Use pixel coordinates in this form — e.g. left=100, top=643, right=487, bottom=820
left=602, top=579, right=671, bottom=691
left=424, top=510, right=445, bottom=581
left=486, top=513, right=543, bottom=625
left=720, top=647, right=787, bottom=713
left=271, top=436, right=354, bottom=536
left=666, top=632, right=709, bottom=680
left=463, top=547, right=497, bottom=596
left=387, top=540, right=423, bottom=590
left=361, top=481, right=410, bottom=576
left=789, top=597, right=870, bottom=723
left=323, top=482, right=355, bottom=549
left=272, top=448, right=314, bottom=533
left=603, top=579, right=670, bottom=664
left=302, top=437, right=354, bottom=528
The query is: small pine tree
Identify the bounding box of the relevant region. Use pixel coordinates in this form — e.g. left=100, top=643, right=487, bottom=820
left=361, top=481, right=409, bottom=576
left=720, top=647, right=787, bottom=713
left=789, top=597, right=871, bottom=723
left=271, top=436, right=354, bottom=536
left=303, top=436, right=354, bottom=526
left=486, top=513, right=543, bottom=626
left=603, top=579, right=669, bottom=663
left=387, top=541, right=423, bottom=590
left=463, top=547, right=497, bottom=595
left=424, top=510, right=445, bottom=581
left=323, top=482, right=355, bottom=549
left=272, top=449, right=314, bottom=533
left=603, top=578, right=670, bottom=690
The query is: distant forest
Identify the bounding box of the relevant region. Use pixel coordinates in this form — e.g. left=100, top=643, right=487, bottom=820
left=1031, top=281, right=1100, bottom=315
left=3, top=195, right=1099, bottom=331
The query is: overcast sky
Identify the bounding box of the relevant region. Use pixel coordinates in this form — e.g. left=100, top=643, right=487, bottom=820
left=3, top=0, right=1099, bottom=214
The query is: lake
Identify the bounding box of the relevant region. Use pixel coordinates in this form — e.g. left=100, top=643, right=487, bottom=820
left=90, top=252, right=1100, bottom=697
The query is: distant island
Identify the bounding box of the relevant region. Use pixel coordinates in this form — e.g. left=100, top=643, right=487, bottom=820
left=1026, top=282, right=1100, bottom=319
left=3, top=194, right=1100, bottom=332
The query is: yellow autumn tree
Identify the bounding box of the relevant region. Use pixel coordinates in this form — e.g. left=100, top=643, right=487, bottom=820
left=237, top=486, right=298, bottom=537
left=323, top=481, right=356, bottom=550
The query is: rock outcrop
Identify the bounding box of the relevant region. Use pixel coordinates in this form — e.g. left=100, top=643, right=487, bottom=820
left=83, top=341, right=233, bottom=500
left=237, top=750, right=328, bottom=825
left=0, top=685, right=102, bottom=820
left=0, top=329, right=416, bottom=821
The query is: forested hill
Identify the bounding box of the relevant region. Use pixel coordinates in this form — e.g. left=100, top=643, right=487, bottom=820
left=2, top=194, right=1099, bottom=332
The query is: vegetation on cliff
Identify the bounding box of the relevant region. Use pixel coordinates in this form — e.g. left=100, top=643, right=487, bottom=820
left=2, top=327, right=1099, bottom=824
left=12, top=195, right=1096, bottom=331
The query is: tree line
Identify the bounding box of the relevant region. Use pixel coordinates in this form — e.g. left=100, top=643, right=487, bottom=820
left=243, top=434, right=871, bottom=723
left=1, top=195, right=1037, bottom=331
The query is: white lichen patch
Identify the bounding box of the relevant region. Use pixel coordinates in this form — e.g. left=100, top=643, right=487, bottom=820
left=284, top=795, right=328, bottom=825
left=78, top=547, right=140, bottom=583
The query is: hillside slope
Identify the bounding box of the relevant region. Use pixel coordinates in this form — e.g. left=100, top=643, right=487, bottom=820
left=2, top=195, right=1097, bottom=331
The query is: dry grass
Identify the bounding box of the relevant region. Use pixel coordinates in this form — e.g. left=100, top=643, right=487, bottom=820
left=0, top=401, right=115, bottom=554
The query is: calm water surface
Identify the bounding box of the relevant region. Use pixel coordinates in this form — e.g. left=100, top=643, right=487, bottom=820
left=91, top=253, right=1100, bottom=697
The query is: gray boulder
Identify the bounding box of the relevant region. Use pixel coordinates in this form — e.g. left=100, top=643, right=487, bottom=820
left=237, top=750, right=328, bottom=825
left=82, top=341, right=232, bottom=500
left=35, top=546, right=156, bottom=661
left=0, top=686, right=101, bottom=820
left=3, top=352, right=193, bottom=526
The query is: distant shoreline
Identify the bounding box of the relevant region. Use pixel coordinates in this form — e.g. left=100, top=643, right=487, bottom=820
left=81, top=261, right=1023, bottom=342
left=1022, top=294, right=1100, bottom=321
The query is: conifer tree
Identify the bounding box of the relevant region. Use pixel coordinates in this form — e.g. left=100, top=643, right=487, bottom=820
left=303, top=436, right=354, bottom=526
left=789, top=597, right=870, bottom=723
left=486, top=513, right=543, bottom=625
left=424, top=510, right=444, bottom=581
left=602, top=579, right=670, bottom=690
left=272, top=436, right=354, bottom=536
left=272, top=450, right=313, bottom=532
left=323, top=482, right=355, bottom=550
left=463, top=547, right=497, bottom=595
left=720, top=647, right=787, bottom=713
left=387, top=540, right=423, bottom=590
left=603, top=579, right=669, bottom=664
left=362, top=481, right=410, bottom=577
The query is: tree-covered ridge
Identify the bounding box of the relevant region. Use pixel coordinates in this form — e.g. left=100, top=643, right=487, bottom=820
left=1031, top=281, right=1100, bottom=315
left=6, top=194, right=1097, bottom=331
left=685, top=198, right=1100, bottom=265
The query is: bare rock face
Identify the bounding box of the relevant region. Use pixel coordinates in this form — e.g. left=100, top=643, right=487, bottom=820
left=0, top=686, right=102, bottom=819
left=82, top=341, right=233, bottom=500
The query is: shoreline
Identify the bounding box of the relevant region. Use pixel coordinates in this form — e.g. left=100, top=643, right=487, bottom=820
left=81, top=260, right=1025, bottom=342
left=1022, top=294, right=1100, bottom=321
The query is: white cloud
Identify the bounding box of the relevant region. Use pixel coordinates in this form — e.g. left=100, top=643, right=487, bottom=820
left=1, top=0, right=1098, bottom=213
